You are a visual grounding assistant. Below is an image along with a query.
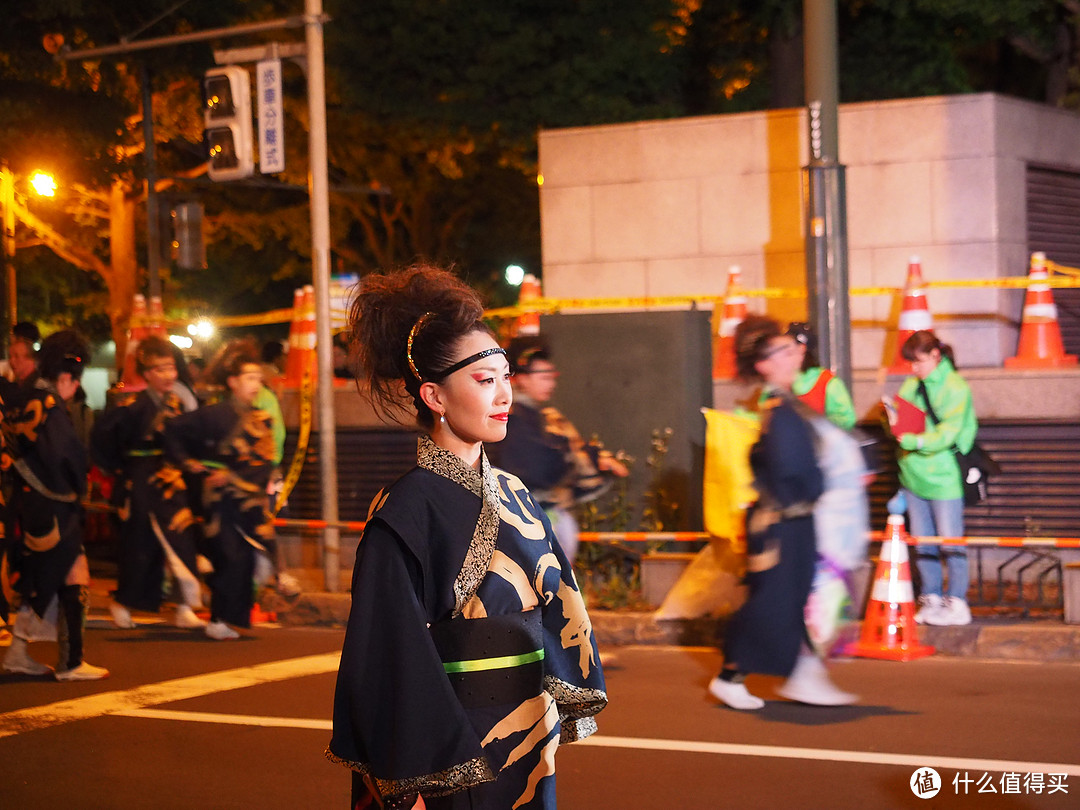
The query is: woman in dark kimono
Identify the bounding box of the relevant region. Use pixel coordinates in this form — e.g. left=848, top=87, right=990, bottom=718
left=1, top=330, right=109, bottom=680
left=163, top=341, right=278, bottom=641
left=707, top=315, right=855, bottom=710
left=327, top=265, right=607, bottom=810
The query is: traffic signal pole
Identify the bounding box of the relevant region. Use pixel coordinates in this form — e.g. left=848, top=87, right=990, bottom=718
left=304, top=0, right=341, bottom=593
left=60, top=6, right=343, bottom=592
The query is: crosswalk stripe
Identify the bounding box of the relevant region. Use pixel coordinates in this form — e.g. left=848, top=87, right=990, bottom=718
left=0, top=652, right=339, bottom=739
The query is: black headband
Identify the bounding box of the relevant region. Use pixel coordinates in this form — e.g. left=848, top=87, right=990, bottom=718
left=430, top=347, right=507, bottom=382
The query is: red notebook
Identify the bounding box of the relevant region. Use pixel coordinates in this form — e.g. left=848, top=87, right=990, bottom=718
left=884, top=395, right=926, bottom=436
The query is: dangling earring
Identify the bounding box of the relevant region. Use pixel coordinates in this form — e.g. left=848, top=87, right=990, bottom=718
left=440, top=413, right=447, bottom=424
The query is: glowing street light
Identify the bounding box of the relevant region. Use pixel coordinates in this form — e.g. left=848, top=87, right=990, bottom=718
left=187, top=318, right=215, bottom=341
left=29, top=172, right=57, bottom=198
left=504, top=264, right=526, bottom=286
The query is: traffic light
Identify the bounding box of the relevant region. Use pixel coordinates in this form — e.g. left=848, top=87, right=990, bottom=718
left=172, top=202, right=206, bottom=270
left=204, top=66, right=253, bottom=181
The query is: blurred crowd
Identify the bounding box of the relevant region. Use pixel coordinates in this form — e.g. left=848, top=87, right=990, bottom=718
left=0, top=324, right=299, bottom=681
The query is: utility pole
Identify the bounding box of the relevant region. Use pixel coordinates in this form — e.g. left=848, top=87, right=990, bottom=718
left=304, top=0, right=341, bottom=593
left=61, top=6, right=341, bottom=592
left=803, top=0, right=851, bottom=390
left=1, top=163, right=14, bottom=346
left=142, top=64, right=163, bottom=302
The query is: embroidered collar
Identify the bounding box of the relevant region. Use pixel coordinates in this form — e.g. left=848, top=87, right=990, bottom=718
left=416, top=435, right=501, bottom=617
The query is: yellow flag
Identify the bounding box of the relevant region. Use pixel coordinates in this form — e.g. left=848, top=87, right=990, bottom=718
left=702, top=408, right=760, bottom=539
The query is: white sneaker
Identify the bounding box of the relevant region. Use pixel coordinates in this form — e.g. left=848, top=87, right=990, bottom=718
left=175, top=605, right=207, bottom=629
left=914, top=594, right=943, bottom=625
left=707, top=676, right=765, bottom=710
left=777, top=654, right=858, bottom=706
left=205, top=620, right=240, bottom=641
left=109, top=601, right=136, bottom=630
left=276, top=572, right=302, bottom=597
left=929, top=597, right=972, bottom=627
left=3, top=638, right=53, bottom=676
left=56, top=661, right=110, bottom=681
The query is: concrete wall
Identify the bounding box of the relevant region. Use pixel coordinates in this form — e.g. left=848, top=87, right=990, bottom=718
left=538, top=93, right=1080, bottom=369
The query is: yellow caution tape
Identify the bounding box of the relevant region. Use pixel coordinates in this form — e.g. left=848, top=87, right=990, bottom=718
left=274, top=359, right=314, bottom=516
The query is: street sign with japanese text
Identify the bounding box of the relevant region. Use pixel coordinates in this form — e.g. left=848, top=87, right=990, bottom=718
left=256, top=58, right=284, bottom=174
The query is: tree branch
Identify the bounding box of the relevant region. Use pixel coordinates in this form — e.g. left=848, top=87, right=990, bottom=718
left=13, top=200, right=111, bottom=280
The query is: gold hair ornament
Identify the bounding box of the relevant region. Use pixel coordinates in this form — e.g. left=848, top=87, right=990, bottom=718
left=407, top=312, right=436, bottom=381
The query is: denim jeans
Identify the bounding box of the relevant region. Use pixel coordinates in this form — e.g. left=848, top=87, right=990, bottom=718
left=903, top=489, right=968, bottom=600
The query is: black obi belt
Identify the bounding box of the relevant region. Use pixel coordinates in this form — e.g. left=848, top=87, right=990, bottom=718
left=429, top=609, right=545, bottom=709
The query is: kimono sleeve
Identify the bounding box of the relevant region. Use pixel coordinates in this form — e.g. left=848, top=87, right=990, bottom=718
left=90, top=396, right=137, bottom=473
left=163, top=407, right=212, bottom=474
left=535, top=515, right=607, bottom=744
left=761, top=402, right=824, bottom=507
left=328, top=518, right=494, bottom=800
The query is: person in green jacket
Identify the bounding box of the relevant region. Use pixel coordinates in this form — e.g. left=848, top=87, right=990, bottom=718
left=887, top=330, right=978, bottom=627
left=785, top=323, right=857, bottom=430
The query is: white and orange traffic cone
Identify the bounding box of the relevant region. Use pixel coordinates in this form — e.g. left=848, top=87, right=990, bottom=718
left=712, top=265, right=746, bottom=380
left=120, top=294, right=149, bottom=391
left=887, top=257, right=934, bottom=375
left=282, top=287, right=305, bottom=387
left=846, top=514, right=935, bottom=662
left=283, top=285, right=317, bottom=388
left=514, top=274, right=542, bottom=337
left=147, top=294, right=166, bottom=338
left=1004, top=252, right=1078, bottom=369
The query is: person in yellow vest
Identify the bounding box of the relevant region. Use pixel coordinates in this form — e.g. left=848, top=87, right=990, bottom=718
left=784, top=323, right=856, bottom=430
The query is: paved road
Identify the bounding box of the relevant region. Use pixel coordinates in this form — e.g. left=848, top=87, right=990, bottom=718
left=1, top=619, right=1078, bottom=809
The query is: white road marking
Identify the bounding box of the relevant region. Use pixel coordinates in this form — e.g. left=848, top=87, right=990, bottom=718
left=119, top=707, right=332, bottom=730
left=5, top=654, right=1077, bottom=782
left=579, top=734, right=1080, bottom=777
left=0, top=652, right=339, bottom=739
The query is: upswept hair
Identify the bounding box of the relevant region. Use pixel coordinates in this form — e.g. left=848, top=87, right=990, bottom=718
left=346, top=263, right=491, bottom=430
left=734, top=314, right=783, bottom=382
left=37, top=329, right=90, bottom=382
left=900, top=330, right=957, bottom=368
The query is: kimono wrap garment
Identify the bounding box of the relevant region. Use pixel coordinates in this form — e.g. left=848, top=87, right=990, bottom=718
left=91, top=389, right=201, bottom=612
left=163, top=399, right=277, bottom=628
left=328, top=436, right=607, bottom=809
left=723, top=390, right=824, bottom=677
left=2, top=382, right=87, bottom=618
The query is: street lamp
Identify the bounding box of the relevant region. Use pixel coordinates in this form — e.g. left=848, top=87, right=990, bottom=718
left=0, top=164, right=58, bottom=346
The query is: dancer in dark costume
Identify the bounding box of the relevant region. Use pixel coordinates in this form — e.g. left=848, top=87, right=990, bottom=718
left=2, top=331, right=109, bottom=680
left=327, top=265, right=607, bottom=810
left=163, top=341, right=278, bottom=640
left=92, top=335, right=205, bottom=630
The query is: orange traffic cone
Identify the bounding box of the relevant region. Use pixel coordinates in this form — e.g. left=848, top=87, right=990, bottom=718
left=147, top=295, right=166, bottom=337
left=712, top=265, right=746, bottom=379
left=284, top=285, right=316, bottom=387
left=250, top=603, right=278, bottom=624
left=120, top=294, right=149, bottom=390
left=847, top=514, right=935, bottom=662
left=514, top=274, right=542, bottom=337
left=1004, top=252, right=1078, bottom=368
left=887, top=257, right=934, bottom=374
left=282, top=287, right=305, bottom=386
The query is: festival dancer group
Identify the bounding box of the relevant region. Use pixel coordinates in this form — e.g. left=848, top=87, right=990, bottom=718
left=1, top=333, right=291, bottom=681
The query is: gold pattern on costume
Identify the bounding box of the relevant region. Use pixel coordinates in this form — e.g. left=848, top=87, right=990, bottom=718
left=480, top=692, right=559, bottom=809
left=461, top=549, right=540, bottom=619
left=417, top=435, right=500, bottom=617
left=23, top=517, right=61, bottom=552
left=494, top=471, right=548, bottom=542
left=323, top=748, right=496, bottom=800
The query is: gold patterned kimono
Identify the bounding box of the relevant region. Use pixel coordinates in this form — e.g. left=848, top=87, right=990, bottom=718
left=328, top=436, right=607, bottom=809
